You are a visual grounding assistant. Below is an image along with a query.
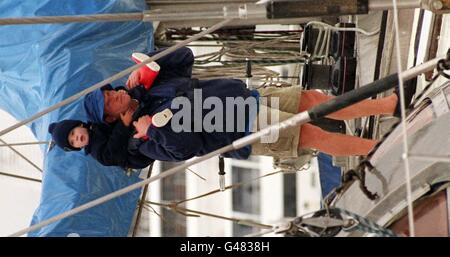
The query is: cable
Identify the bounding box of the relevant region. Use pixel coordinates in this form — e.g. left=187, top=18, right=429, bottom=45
left=392, top=0, right=415, bottom=237
left=146, top=201, right=273, bottom=229
left=175, top=170, right=281, bottom=206
left=305, top=21, right=380, bottom=37
left=0, top=13, right=144, bottom=25
left=131, top=164, right=154, bottom=237
left=0, top=141, right=49, bottom=147
left=0, top=138, right=42, bottom=173
left=313, top=28, right=324, bottom=57
left=0, top=171, right=41, bottom=183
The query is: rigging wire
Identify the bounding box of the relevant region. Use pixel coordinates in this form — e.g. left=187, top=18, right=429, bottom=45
left=145, top=201, right=273, bottom=229
left=131, top=164, right=154, bottom=237
left=0, top=171, right=41, bottom=183
left=0, top=138, right=42, bottom=173
left=174, top=170, right=282, bottom=206
left=0, top=141, right=49, bottom=147
left=391, top=0, right=415, bottom=237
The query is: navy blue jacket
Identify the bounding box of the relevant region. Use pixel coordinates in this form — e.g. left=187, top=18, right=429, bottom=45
left=129, top=47, right=257, bottom=162
left=84, top=122, right=154, bottom=169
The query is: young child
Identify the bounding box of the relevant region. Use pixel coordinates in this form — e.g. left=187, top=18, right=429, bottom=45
left=48, top=116, right=154, bottom=170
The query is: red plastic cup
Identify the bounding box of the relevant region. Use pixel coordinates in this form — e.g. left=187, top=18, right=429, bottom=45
left=132, top=53, right=160, bottom=90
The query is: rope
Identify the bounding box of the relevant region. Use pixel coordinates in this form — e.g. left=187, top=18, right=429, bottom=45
left=146, top=201, right=273, bottom=230
left=166, top=27, right=303, bottom=39
left=194, top=59, right=306, bottom=65
left=184, top=36, right=301, bottom=42
left=193, top=64, right=279, bottom=80
left=0, top=18, right=233, bottom=139
left=288, top=208, right=397, bottom=237
left=305, top=21, right=380, bottom=37
left=190, top=33, right=303, bottom=80
left=336, top=208, right=397, bottom=237
left=0, top=138, right=42, bottom=173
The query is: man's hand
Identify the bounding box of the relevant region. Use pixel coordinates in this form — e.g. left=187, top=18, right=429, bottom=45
left=120, top=108, right=134, bottom=127
left=126, top=70, right=141, bottom=90
left=133, top=115, right=152, bottom=139
left=120, top=98, right=138, bottom=127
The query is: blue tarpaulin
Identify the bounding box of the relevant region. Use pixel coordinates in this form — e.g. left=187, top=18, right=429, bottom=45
left=0, top=0, right=153, bottom=236
left=317, top=153, right=341, bottom=198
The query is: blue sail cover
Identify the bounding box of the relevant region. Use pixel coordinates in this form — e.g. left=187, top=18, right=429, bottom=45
left=317, top=153, right=341, bottom=198
left=0, top=0, right=153, bottom=236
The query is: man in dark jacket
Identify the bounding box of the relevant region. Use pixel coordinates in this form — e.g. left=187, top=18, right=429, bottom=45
left=84, top=47, right=259, bottom=162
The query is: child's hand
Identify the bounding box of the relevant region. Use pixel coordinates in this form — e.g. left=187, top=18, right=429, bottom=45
left=133, top=115, right=152, bottom=139
left=126, top=70, right=141, bottom=90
